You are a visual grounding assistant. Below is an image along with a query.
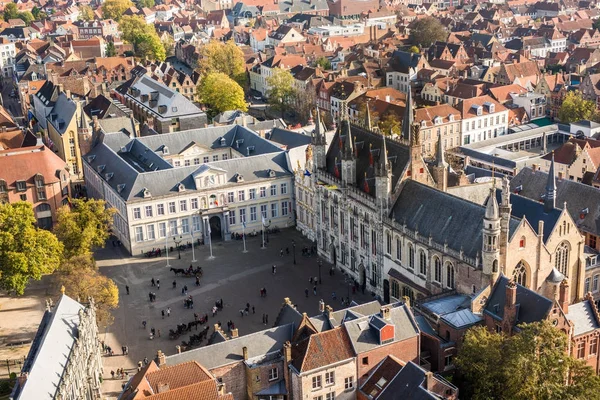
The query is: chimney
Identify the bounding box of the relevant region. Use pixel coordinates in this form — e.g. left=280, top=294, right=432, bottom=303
left=380, top=306, right=390, bottom=320
left=17, top=373, right=28, bottom=388
left=402, top=295, right=411, bottom=307
left=65, top=89, right=71, bottom=99
left=559, top=279, right=569, bottom=313
left=176, top=345, right=182, bottom=354
left=57, top=83, right=64, bottom=94
left=319, top=299, right=325, bottom=313
left=156, top=350, right=166, bottom=367
left=502, top=279, right=518, bottom=333
left=214, top=323, right=220, bottom=332
left=538, top=220, right=544, bottom=238
left=506, top=280, right=517, bottom=307
left=242, top=346, right=248, bottom=360
left=325, top=305, right=333, bottom=319
left=425, top=371, right=435, bottom=392
left=231, top=328, right=239, bottom=339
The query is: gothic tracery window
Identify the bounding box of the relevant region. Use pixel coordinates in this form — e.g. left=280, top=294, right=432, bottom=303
left=433, top=256, right=441, bottom=283
left=446, top=262, right=455, bottom=289
left=514, top=262, right=527, bottom=286
left=555, top=242, right=569, bottom=276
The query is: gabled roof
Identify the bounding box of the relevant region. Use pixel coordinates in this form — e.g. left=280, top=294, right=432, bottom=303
left=565, top=299, right=600, bottom=336
left=483, top=275, right=553, bottom=325
left=387, top=50, right=425, bottom=74
left=290, top=327, right=354, bottom=373
left=377, top=361, right=439, bottom=400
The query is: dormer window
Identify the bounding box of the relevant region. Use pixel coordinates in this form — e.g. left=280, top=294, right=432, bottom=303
left=489, top=104, right=495, bottom=113
left=16, top=180, right=26, bottom=192
left=449, top=114, right=455, bottom=122
left=421, top=120, right=427, bottom=127
left=143, top=187, right=151, bottom=198
left=97, top=165, right=106, bottom=173
left=0, top=179, right=7, bottom=194
left=105, top=172, right=114, bottom=181
left=163, top=146, right=169, bottom=155
left=178, top=183, right=185, bottom=192
left=434, top=116, right=442, bottom=125
left=236, top=174, right=244, bottom=183
left=220, top=137, right=226, bottom=147
left=476, top=106, right=483, bottom=116
left=268, top=169, right=276, bottom=178
left=117, top=184, right=126, bottom=193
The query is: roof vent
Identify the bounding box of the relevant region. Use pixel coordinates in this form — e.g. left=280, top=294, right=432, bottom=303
left=117, top=184, right=126, bottom=193
left=105, top=172, right=114, bottom=181
left=86, top=155, right=96, bottom=163
left=97, top=164, right=106, bottom=173
left=220, top=137, right=226, bottom=146
left=178, top=183, right=185, bottom=192
left=141, top=94, right=149, bottom=102
left=150, top=91, right=159, bottom=101
left=514, top=185, right=522, bottom=193
left=246, top=146, right=255, bottom=156
left=158, top=105, right=168, bottom=114
left=149, top=99, right=158, bottom=108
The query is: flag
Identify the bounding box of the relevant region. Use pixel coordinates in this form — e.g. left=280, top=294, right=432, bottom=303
left=334, top=164, right=340, bottom=178
left=215, top=200, right=218, bottom=206
left=369, top=148, right=374, bottom=166
left=364, top=176, right=370, bottom=194
left=304, top=169, right=312, bottom=177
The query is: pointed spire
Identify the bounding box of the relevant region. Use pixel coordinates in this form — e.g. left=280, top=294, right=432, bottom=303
left=402, top=89, right=413, bottom=142
left=342, top=120, right=354, bottom=159
left=313, top=108, right=326, bottom=145
left=379, top=133, right=389, bottom=174
left=545, top=151, right=556, bottom=212
left=79, top=100, right=89, bottom=130
left=364, top=100, right=372, bottom=131
left=436, top=131, right=447, bottom=168
left=485, top=187, right=499, bottom=220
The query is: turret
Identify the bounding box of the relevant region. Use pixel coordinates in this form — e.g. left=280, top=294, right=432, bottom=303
left=376, top=134, right=392, bottom=212
left=312, top=109, right=327, bottom=170
left=340, top=117, right=356, bottom=186
left=483, top=187, right=501, bottom=285
left=364, top=100, right=372, bottom=131
left=545, top=151, right=556, bottom=213
left=431, top=131, right=448, bottom=192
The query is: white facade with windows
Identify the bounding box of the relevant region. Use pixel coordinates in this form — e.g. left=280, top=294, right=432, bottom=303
left=459, top=100, right=509, bottom=145
left=0, top=39, right=15, bottom=77
left=83, top=125, right=294, bottom=255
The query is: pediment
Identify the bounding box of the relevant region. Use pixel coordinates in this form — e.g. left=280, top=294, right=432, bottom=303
left=179, top=141, right=212, bottom=155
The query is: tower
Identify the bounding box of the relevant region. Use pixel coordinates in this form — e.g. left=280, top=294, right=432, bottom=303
left=340, top=116, right=356, bottom=186
left=312, top=109, right=327, bottom=170
left=364, top=100, right=372, bottom=131
left=77, top=100, right=92, bottom=155
left=482, top=186, right=501, bottom=285
left=431, top=131, right=448, bottom=192
left=545, top=151, right=556, bottom=213
left=498, top=175, right=512, bottom=274
left=376, top=134, right=392, bottom=212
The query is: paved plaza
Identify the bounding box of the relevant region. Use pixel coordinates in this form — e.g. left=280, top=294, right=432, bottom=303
left=97, top=228, right=375, bottom=398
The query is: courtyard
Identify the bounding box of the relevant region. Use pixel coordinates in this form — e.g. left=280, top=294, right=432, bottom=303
left=88, top=228, right=374, bottom=398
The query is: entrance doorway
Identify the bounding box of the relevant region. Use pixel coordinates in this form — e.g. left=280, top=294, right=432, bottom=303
left=383, top=279, right=390, bottom=304
left=209, top=216, right=222, bottom=240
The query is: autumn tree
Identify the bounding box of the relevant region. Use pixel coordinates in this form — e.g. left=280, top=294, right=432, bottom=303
left=198, top=40, right=247, bottom=86
left=408, top=45, right=420, bottom=54
left=0, top=202, right=63, bottom=295
left=59, top=268, right=119, bottom=327
left=136, top=0, right=155, bottom=8
left=267, top=67, right=296, bottom=117
left=295, top=88, right=317, bottom=124
left=78, top=5, right=94, bottom=21
left=162, top=34, right=175, bottom=57
left=106, top=41, right=117, bottom=57
left=378, top=112, right=401, bottom=136
left=53, top=198, right=115, bottom=260
left=102, top=0, right=134, bottom=21
left=198, top=72, right=247, bottom=117
left=558, top=91, right=597, bottom=123
left=409, top=17, right=448, bottom=48
left=456, top=321, right=600, bottom=400
left=119, top=15, right=165, bottom=61
left=3, top=3, right=19, bottom=20
left=315, top=56, right=332, bottom=70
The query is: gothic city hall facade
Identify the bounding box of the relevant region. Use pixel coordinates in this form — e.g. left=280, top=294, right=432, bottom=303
left=296, top=93, right=584, bottom=305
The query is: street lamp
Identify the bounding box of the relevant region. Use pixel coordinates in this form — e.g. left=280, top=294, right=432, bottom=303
left=292, top=240, right=296, bottom=265
left=173, top=235, right=183, bottom=259
left=261, top=217, right=271, bottom=249
left=318, top=259, right=322, bottom=284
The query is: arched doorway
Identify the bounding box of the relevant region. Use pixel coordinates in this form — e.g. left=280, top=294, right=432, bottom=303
left=359, top=262, right=366, bottom=294
left=209, top=216, right=222, bottom=240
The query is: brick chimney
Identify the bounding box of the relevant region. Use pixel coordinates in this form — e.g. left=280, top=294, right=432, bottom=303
left=380, top=306, right=391, bottom=320
left=282, top=341, right=292, bottom=399
left=325, top=305, right=333, bottom=319
left=425, top=371, right=435, bottom=392
left=156, top=350, right=166, bottom=367
left=231, top=328, right=239, bottom=338
left=319, top=299, right=325, bottom=313
left=502, top=280, right=518, bottom=333
left=559, top=279, right=569, bottom=313
left=242, top=346, right=248, bottom=360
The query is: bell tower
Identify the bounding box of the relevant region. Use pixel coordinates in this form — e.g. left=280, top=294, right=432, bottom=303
left=482, top=186, right=501, bottom=285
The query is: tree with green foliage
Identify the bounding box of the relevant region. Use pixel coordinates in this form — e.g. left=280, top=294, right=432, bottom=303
left=378, top=112, right=401, bottom=136
left=315, top=56, right=331, bottom=70
left=53, top=199, right=115, bottom=260
left=136, top=0, right=155, bottom=8
left=456, top=321, right=600, bottom=400
left=78, top=5, right=95, bottom=21
left=558, top=91, right=597, bottom=123
left=408, top=45, right=420, bottom=54
left=266, top=67, right=296, bottom=118
left=18, top=11, right=34, bottom=25
left=198, top=40, right=247, bottom=87
left=594, top=18, right=600, bottom=31
left=162, top=34, right=175, bottom=57
left=119, top=15, right=166, bottom=61
left=101, top=0, right=133, bottom=21
left=409, top=17, right=448, bottom=48
left=3, top=3, right=19, bottom=20
left=198, top=72, right=247, bottom=117
left=106, top=41, right=117, bottom=57
left=0, top=202, right=63, bottom=295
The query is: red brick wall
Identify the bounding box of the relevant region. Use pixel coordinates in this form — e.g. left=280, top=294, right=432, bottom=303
left=357, top=336, right=419, bottom=384
left=210, top=362, right=246, bottom=400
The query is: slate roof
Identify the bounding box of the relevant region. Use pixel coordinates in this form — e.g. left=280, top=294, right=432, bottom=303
left=343, top=303, right=419, bottom=354
left=359, top=355, right=404, bottom=398
left=499, top=191, right=562, bottom=241
left=84, top=126, right=290, bottom=202
left=267, top=128, right=312, bottom=149
left=377, top=361, right=439, bottom=400
left=391, top=181, right=521, bottom=260
left=84, top=94, right=129, bottom=119
left=387, top=50, right=424, bottom=73
left=565, top=300, right=600, bottom=336
left=14, top=295, right=85, bottom=400
left=483, top=275, right=553, bottom=324
left=165, top=324, right=294, bottom=369
left=48, top=93, right=77, bottom=135
left=325, top=124, right=409, bottom=198
left=510, top=167, right=599, bottom=236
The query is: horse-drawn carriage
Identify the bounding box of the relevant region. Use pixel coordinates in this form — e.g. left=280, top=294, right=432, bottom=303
left=170, top=266, right=203, bottom=277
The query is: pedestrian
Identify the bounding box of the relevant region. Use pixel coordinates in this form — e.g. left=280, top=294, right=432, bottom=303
left=272, top=265, right=276, bottom=274
left=262, top=314, right=266, bottom=325
left=286, top=247, right=289, bottom=255
left=125, top=346, right=129, bottom=355
left=142, top=320, right=147, bottom=329
left=157, top=279, right=160, bottom=287
left=246, top=302, right=250, bottom=310
left=181, top=287, right=185, bottom=295
left=151, top=278, right=155, bottom=287
left=196, top=276, right=200, bottom=286
left=309, top=276, right=313, bottom=284
left=144, top=357, right=149, bottom=365
left=184, top=285, right=188, bottom=295
left=158, top=329, right=161, bottom=338
left=121, top=346, right=126, bottom=355
left=240, top=309, right=244, bottom=317
left=148, top=292, right=152, bottom=301
left=111, top=370, right=115, bottom=379
left=161, top=310, right=165, bottom=319
left=167, top=307, right=171, bottom=317
left=245, top=308, right=249, bottom=316
left=252, top=305, right=255, bottom=314
left=332, top=291, right=336, bottom=300
left=265, top=314, right=268, bottom=325
left=313, top=285, right=317, bottom=295
left=126, top=285, right=130, bottom=295
left=305, top=288, right=309, bottom=297
left=157, top=282, right=160, bottom=290
left=173, top=280, right=177, bottom=289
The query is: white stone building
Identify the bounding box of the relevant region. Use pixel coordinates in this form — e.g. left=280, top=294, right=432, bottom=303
left=83, top=125, right=295, bottom=255
left=455, top=95, right=509, bottom=145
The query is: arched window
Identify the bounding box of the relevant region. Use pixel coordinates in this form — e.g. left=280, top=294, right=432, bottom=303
left=386, top=232, right=391, bottom=254
left=408, top=244, right=414, bottom=270
left=35, top=203, right=51, bottom=212
left=446, top=262, right=455, bottom=289
left=493, top=259, right=498, bottom=273
left=391, top=280, right=400, bottom=299
left=433, top=257, right=442, bottom=282
left=419, top=250, right=427, bottom=276
left=396, top=237, right=401, bottom=261
left=555, top=242, right=569, bottom=275
left=514, top=262, right=527, bottom=286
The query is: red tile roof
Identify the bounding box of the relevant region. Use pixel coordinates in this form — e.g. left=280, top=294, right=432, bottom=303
left=0, top=145, right=68, bottom=187
left=292, top=328, right=355, bottom=373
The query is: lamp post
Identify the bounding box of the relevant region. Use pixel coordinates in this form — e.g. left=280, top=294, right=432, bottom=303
left=261, top=216, right=271, bottom=249
left=292, top=240, right=296, bottom=265
left=318, top=259, right=322, bottom=284
left=165, top=226, right=171, bottom=268
left=173, top=234, right=183, bottom=259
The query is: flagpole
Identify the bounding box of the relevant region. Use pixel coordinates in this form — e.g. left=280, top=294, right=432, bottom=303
left=208, top=223, right=214, bottom=259
left=191, top=228, right=196, bottom=263
left=165, top=224, right=170, bottom=267
left=261, top=215, right=266, bottom=249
